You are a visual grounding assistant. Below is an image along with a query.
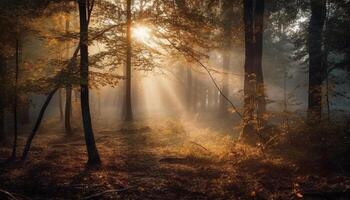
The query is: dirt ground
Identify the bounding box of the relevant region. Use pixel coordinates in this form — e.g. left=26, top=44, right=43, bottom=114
left=1, top=120, right=350, bottom=199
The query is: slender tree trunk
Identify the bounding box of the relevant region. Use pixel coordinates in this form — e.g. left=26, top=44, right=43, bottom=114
left=220, top=0, right=234, bottom=115
left=186, top=66, right=192, bottom=111
left=22, top=87, right=59, bottom=160
left=254, top=0, right=266, bottom=127
left=124, top=0, right=133, bottom=121
left=307, top=0, right=327, bottom=123
left=242, top=0, right=257, bottom=139
left=59, top=89, right=63, bottom=121
left=11, top=39, right=19, bottom=159
left=192, top=73, right=198, bottom=112
left=0, top=57, right=5, bottom=142
left=78, top=0, right=101, bottom=165
left=65, top=86, right=72, bottom=134
left=0, top=102, right=4, bottom=142
left=324, top=0, right=331, bottom=123
left=65, top=16, right=72, bottom=135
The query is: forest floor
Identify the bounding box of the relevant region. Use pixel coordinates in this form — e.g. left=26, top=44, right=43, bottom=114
left=0, top=119, right=350, bottom=199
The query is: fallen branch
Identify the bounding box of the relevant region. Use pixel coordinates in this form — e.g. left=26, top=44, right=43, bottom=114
left=0, top=189, right=18, bottom=200
left=82, top=187, right=135, bottom=200
left=189, top=141, right=211, bottom=153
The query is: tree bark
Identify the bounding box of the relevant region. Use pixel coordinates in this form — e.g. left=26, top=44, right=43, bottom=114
left=307, top=0, right=327, bottom=123
left=65, top=85, right=72, bottom=134
left=254, top=0, right=267, bottom=128
left=124, top=0, right=133, bottom=121
left=59, top=89, right=63, bottom=121
left=11, top=39, right=19, bottom=159
left=78, top=0, right=101, bottom=165
left=65, top=16, right=72, bottom=135
left=220, top=0, right=234, bottom=115
left=242, top=0, right=257, bottom=139
left=0, top=57, right=5, bottom=142
left=22, top=87, right=59, bottom=161
left=0, top=101, right=4, bottom=142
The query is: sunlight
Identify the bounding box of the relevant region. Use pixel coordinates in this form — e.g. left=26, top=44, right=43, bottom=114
left=132, top=25, right=151, bottom=43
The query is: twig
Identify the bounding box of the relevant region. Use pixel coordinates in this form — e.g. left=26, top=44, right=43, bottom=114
left=82, top=187, right=135, bottom=200
left=189, top=141, right=211, bottom=153
left=0, top=189, right=18, bottom=200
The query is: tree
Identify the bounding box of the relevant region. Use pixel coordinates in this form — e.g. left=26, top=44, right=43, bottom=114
left=65, top=10, right=73, bottom=135
left=10, top=38, right=19, bottom=160
left=0, top=57, right=6, bottom=142
left=307, top=0, right=327, bottom=123
left=124, top=0, right=133, bottom=121
left=254, top=0, right=266, bottom=127
left=220, top=0, right=234, bottom=115
left=241, top=0, right=268, bottom=143
left=78, top=0, right=101, bottom=165
left=242, top=0, right=257, bottom=140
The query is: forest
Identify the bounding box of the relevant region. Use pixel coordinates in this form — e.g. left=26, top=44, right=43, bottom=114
left=0, top=0, right=350, bottom=199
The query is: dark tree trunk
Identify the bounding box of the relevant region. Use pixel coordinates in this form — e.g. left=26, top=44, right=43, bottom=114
left=220, top=0, right=234, bottom=115
left=124, top=0, right=133, bottom=121
left=324, top=0, right=330, bottom=122
left=254, top=0, right=267, bottom=128
left=242, top=0, right=257, bottom=139
left=65, top=17, right=72, bottom=135
left=0, top=58, right=5, bottom=142
left=11, top=39, right=19, bottom=159
left=59, top=89, right=63, bottom=121
left=22, top=87, right=59, bottom=160
left=307, top=0, right=327, bottom=123
left=0, top=102, right=4, bottom=142
left=65, top=86, right=72, bottom=134
left=21, top=33, right=82, bottom=161
left=78, top=0, right=101, bottom=165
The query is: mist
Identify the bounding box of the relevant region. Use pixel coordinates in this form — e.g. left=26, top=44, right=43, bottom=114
left=1, top=0, right=350, bottom=199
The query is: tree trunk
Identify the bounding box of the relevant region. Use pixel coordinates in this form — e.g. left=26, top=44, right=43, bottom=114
left=254, top=0, right=267, bottom=128
left=22, top=87, right=59, bottom=160
left=0, top=101, right=4, bottom=142
left=65, top=86, right=72, bottom=134
left=0, top=57, right=5, bottom=142
left=11, top=39, right=19, bottom=159
left=242, top=0, right=257, bottom=140
left=124, top=0, right=133, bottom=121
left=65, top=16, right=72, bottom=135
left=324, top=0, right=331, bottom=122
left=192, top=73, right=198, bottom=112
left=307, top=0, right=327, bottom=123
left=186, top=66, right=192, bottom=111
left=78, top=0, right=101, bottom=165
left=59, top=89, right=63, bottom=121
left=220, top=0, right=234, bottom=115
